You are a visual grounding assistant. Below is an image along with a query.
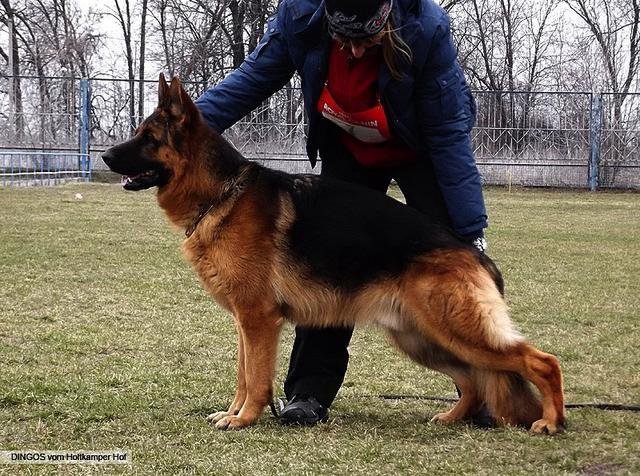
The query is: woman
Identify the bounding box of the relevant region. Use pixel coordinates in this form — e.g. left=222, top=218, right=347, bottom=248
left=195, top=0, right=489, bottom=426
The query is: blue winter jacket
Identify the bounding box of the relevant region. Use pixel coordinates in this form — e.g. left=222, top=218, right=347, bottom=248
left=195, top=0, right=487, bottom=237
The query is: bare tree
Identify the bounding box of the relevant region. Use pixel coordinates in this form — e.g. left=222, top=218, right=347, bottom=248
left=564, top=0, right=639, bottom=97
left=246, top=0, right=272, bottom=53
left=110, top=0, right=136, bottom=131
left=138, top=0, right=148, bottom=121
left=1, top=0, right=24, bottom=140
left=0, top=0, right=100, bottom=148
left=226, top=0, right=246, bottom=68
left=564, top=0, right=640, bottom=183
left=148, top=0, right=174, bottom=76
left=440, top=0, right=467, bottom=11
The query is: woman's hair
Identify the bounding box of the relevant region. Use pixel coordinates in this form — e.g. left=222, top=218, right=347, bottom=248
left=381, top=16, right=413, bottom=80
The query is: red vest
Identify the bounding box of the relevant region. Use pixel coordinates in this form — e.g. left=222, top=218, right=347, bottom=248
left=317, top=41, right=418, bottom=167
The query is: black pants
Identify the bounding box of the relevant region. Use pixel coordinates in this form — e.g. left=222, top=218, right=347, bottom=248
left=284, top=128, right=452, bottom=407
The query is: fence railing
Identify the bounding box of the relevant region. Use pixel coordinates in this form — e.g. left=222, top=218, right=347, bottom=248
left=471, top=91, right=595, bottom=188
left=0, top=150, right=90, bottom=187
left=600, top=93, right=640, bottom=188
left=1, top=75, right=638, bottom=188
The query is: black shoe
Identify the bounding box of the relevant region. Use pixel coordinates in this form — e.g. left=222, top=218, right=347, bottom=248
left=277, top=395, right=329, bottom=426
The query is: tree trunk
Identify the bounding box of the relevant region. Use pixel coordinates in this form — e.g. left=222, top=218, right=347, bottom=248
left=138, top=0, right=149, bottom=123
left=228, top=0, right=246, bottom=68
left=1, top=0, right=24, bottom=141
left=113, top=0, right=136, bottom=132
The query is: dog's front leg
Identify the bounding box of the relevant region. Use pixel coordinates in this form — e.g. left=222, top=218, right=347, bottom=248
left=213, top=308, right=282, bottom=430
left=207, top=323, right=247, bottom=424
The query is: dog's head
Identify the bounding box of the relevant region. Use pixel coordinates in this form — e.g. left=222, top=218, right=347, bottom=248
left=102, top=74, right=201, bottom=191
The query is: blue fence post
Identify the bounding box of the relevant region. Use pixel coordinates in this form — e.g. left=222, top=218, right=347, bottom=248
left=589, top=93, right=603, bottom=191
left=79, top=78, right=91, bottom=181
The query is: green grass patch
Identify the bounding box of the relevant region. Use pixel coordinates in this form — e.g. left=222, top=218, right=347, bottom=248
left=0, top=184, right=639, bottom=475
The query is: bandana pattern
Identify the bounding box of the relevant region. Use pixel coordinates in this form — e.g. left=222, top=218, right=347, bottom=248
left=326, top=1, right=393, bottom=39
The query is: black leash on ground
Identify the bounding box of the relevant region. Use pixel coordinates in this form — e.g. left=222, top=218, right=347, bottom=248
left=370, top=394, right=640, bottom=412
left=269, top=395, right=640, bottom=418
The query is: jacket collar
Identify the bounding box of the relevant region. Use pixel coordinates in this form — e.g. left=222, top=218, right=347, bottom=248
left=293, top=0, right=325, bottom=40
left=393, top=0, right=422, bottom=48
left=381, top=0, right=422, bottom=92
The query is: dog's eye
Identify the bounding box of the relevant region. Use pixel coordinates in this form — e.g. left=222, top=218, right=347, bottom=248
left=142, top=130, right=159, bottom=143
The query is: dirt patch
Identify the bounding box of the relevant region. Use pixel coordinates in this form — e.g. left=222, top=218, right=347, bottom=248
left=576, top=463, right=626, bottom=475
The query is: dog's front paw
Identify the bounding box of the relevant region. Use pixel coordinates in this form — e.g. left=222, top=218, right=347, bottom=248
left=530, top=418, right=565, bottom=435
left=206, top=411, right=233, bottom=424
left=213, top=415, right=253, bottom=430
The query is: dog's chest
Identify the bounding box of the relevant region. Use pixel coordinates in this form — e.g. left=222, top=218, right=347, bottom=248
left=182, top=232, right=273, bottom=311
left=181, top=238, right=234, bottom=308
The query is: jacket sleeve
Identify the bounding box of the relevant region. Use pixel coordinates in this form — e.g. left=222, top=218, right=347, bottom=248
left=195, top=4, right=296, bottom=133
left=415, top=15, right=488, bottom=237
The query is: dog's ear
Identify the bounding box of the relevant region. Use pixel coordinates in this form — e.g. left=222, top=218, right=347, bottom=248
left=158, top=73, right=170, bottom=107
left=166, top=76, right=198, bottom=124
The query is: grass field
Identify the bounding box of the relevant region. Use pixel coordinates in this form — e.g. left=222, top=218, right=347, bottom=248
left=1, top=183, right=639, bottom=475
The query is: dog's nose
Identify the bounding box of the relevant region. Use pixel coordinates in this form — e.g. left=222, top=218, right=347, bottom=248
left=101, top=148, right=115, bottom=167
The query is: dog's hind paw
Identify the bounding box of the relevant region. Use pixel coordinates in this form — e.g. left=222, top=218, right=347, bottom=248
left=530, top=419, right=565, bottom=435
left=213, top=415, right=252, bottom=430
left=430, top=411, right=460, bottom=424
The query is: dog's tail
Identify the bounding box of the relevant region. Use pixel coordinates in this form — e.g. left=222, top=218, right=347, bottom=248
left=478, top=253, right=505, bottom=296
left=473, top=369, right=542, bottom=427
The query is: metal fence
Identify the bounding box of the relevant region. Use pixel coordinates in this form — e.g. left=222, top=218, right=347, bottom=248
left=600, top=93, right=640, bottom=188
left=0, top=76, right=91, bottom=186
left=0, top=150, right=89, bottom=187
left=1, top=75, right=639, bottom=188
left=471, top=91, right=594, bottom=188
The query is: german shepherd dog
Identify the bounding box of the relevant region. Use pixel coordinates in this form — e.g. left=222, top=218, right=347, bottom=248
left=102, top=75, right=566, bottom=434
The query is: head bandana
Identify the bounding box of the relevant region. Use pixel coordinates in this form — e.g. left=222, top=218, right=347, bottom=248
left=325, top=0, right=393, bottom=40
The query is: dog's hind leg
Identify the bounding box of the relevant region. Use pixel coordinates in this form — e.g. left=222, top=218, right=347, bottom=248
left=213, top=305, right=283, bottom=430
left=456, top=344, right=564, bottom=434
left=386, top=329, right=481, bottom=424
left=517, top=346, right=565, bottom=434
left=402, top=251, right=565, bottom=433
left=207, top=322, right=247, bottom=424
left=429, top=371, right=480, bottom=424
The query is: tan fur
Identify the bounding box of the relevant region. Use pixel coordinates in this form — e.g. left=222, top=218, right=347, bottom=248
left=473, top=369, right=543, bottom=427
left=473, top=272, right=523, bottom=350
left=122, top=76, right=566, bottom=433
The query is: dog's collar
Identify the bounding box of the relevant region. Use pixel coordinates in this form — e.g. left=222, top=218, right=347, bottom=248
left=185, top=166, right=255, bottom=238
